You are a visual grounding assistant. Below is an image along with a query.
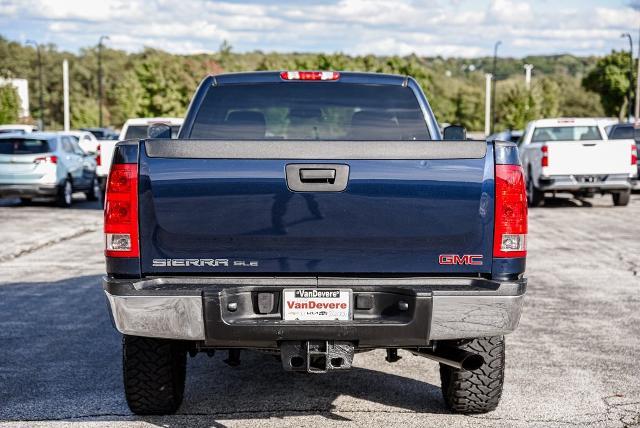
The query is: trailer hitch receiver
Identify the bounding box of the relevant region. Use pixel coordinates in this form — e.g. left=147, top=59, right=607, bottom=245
left=280, top=341, right=355, bottom=373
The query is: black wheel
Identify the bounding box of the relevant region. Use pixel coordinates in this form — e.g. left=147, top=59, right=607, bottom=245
left=123, top=335, right=186, bottom=415
left=56, top=179, right=73, bottom=208
left=439, top=336, right=505, bottom=414
left=527, top=172, right=544, bottom=207
left=19, top=197, right=32, bottom=205
left=612, top=190, right=630, bottom=206
left=85, top=175, right=100, bottom=201
left=100, top=179, right=106, bottom=208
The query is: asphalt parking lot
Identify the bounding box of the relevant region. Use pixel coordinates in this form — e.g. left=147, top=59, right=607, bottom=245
left=0, top=193, right=639, bottom=428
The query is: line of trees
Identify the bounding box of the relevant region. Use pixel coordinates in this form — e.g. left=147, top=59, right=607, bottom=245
left=0, top=35, right=635, bottom=131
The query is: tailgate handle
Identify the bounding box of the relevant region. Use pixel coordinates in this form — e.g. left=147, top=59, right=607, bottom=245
left=582, top=143, right=597, bottom=146
left=286, top=164, right=349, bottom=192
left=300, top=168, right=336, bottom=183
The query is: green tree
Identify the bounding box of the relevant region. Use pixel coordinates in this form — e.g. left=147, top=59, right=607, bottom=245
left=556, top=75, right=604, bottom=117
left=133, top=49, right=198, bottom=117
left=70, top=94, right=99, bottom=128
left=582, top=50, right=635, bottom=119
left=537, top=77, right=560, bottom=117
left=452, top=84, right=484, bottom=130
left=110, top=69, right=143, bottom=125
left=498, top=82, right=538, bottom=130
left=496, top=77, right=560, bottom=130
left=0, top=84, right=20, bottom=124
left=0, top=34, right=617, bottom=131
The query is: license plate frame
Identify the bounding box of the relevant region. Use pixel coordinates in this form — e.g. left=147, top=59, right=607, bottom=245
left=282, top=289, right=352, bottom=321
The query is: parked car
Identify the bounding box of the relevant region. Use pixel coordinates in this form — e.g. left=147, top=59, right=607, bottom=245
left=607, top=123, right=640, bottom=189
left=0, top=124, right=38, bottom=135
left=96, top=118, right=183, bottom=189
left=488, top=129, right=523, bottom=144
left=519, top=118, right=637, bottom=206
left=0, top=132, right=100, bottom=207
left=80, top=127, right=118, bottom=140
left=103, top=71, right=528, bottom=415
left=59, top=130, right=100, bottom=155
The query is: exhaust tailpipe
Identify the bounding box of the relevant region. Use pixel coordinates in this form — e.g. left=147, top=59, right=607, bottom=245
left=409, top=346, right=484, bottom=371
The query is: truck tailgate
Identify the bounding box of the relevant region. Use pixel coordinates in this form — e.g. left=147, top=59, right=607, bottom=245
left=138, top=139, right=494, bottom=275
left=544, top=140, right=632, bottom=176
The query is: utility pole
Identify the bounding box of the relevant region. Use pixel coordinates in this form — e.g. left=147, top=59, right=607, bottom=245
left=524, top=64, right=534, bottom=90
left=621, top=33, right=633, bottom=122
left=63, top=59, right=70, bottom=131
left=485, top=73, right=492, bottom=137
left=26, top=40, right=44, bottom=130
left=635, top=26, right=640, bottom=124
left=97, top=35, right=109, bottom=128
left=491, top=41, right=501, bottom=134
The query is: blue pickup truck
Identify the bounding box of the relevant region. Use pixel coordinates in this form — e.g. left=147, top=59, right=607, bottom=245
left=102, top=71, right=528, bottom=415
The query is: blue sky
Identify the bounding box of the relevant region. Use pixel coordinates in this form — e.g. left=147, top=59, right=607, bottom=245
left=0, top=0, right=638, bottom=57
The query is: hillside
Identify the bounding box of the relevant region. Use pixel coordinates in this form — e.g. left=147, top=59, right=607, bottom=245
left=0, top=36, right=606, bottom=131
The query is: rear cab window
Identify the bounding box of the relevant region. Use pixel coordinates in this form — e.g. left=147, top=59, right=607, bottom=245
left=190, top=83, right=431, bottom=140
left=0, top=138, right=53, bottom=155
left=125, top=125, right=181, bottom=140
left=609, top=126, right=635, bottom=140
left=531, top=126, right=602, bottom=142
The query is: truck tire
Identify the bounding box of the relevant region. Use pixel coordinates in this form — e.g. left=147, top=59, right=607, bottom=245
left=56, top=179, right=73, bottom=208
left=122, top=335, right=186, bottom=415
left=612, top=190, right=630, bottom=206
left=85, top=175, right=100, bottom=202
left=527, top=173, right=544, bottom=207
left=439, top=336, right=505, bottom=414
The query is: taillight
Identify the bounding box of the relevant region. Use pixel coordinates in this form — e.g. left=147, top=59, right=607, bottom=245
left=104, top=163, right=138, bottom=257
left=632, top=144, right=637, bottom=165
left=96, top=143, right=101, bottom=166
left=494, top=164, right=528, bottom=258
left=34, top=155, right=57, bottom=164
left=280, top=71, right=340, bottom=81
left=541, top=145, right=548, bottom=167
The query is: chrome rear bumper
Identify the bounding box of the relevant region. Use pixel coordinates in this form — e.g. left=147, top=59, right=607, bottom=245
left=538, top=174, right=633, bottom=192
left=104, top=276, right=526, bottom=345
left=105, top=292, right=205, bottom=340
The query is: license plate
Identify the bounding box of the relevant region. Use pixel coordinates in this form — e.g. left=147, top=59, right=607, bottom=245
left=282, top=289, right=351, bottom=321
left=577, top=175, right=602, bottom=183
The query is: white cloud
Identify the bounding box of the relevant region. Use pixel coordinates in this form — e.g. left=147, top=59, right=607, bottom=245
left=488, top=0, right=532, bottom=22
left=0, top=0, right=638, bottom=57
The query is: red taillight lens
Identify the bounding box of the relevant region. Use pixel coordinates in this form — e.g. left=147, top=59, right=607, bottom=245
left=96, top=143, right=101, bottom=166
left=494, top=164, right=528, bottom=258
left=34, top=155, right=57, bottom=164
left=632, top=144, right=637, bottom=165
left=280, top=71, right=340, bottom=81
left=541, top=145, right=548, bottom=167
left=104, top=163, right=138, bottom=257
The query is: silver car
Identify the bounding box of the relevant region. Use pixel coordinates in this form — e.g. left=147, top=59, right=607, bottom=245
left=0, top=132, right=100, bottom=207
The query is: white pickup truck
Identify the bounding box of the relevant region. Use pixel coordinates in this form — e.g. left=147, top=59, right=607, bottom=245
left=519, top=118, right=637, bottom=206
left=96, top=117, right=183, bottom=189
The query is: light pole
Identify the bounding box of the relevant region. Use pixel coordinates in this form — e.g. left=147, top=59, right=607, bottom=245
left=636, top=26, right=640, bottom=123
left=621, top=33, right=633, bottom=122
left=524, top=64, right=534, bottom=90
left=485, top=73, right=492, bottom=137
left=491, top=41, right=501, bottom=134
left=26, top=40, right=44, bottom=130
left=97, top=35, right=110, bottom=128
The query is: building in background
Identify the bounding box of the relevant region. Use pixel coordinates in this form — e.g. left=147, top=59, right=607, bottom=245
left=0, top=78, right=29, bottom=118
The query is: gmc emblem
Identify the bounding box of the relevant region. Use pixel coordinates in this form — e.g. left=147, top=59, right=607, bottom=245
left=439, top=254, right=483, bottom=265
